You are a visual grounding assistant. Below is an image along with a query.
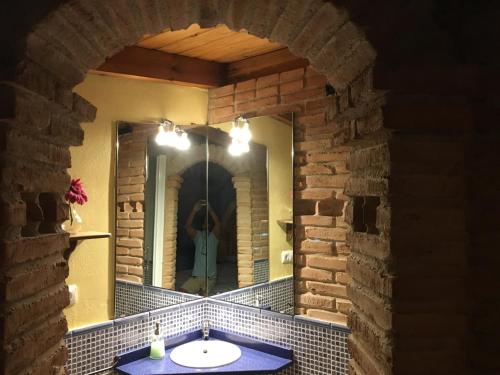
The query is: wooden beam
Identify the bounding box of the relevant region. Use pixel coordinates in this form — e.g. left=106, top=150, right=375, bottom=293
left=226, top=48, right=309, bottom=83
left=92, top=46, right=309, bottom=88
left=92, top=46, right=226, bottom=88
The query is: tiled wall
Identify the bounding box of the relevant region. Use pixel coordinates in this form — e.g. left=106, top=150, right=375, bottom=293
left=207, top=300, right=350, bottom=375
left=254, top=259, right=270, bottom=283
left=213, top=276, right=294, bottom=314
left=65, top=300, right=204, bottom=375
left=114, top=280, right=200, bottom=317
left=65, top=298, right=349, bottom=375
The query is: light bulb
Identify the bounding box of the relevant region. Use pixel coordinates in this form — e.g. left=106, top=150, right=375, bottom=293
left=240, top=141, right=250, bottom=153
left=177, top=132, right=191, bottom=150
left=228, top=141, right=242, bottom=156
left=228, top=117, right=251, bottom=155
left=163, top=129, right=177, bottom=146
left=155, top=126, right=168, bottom=145
left=229, top=125, right=241, bottom=139
left=240, top=122, right=252, bottom=142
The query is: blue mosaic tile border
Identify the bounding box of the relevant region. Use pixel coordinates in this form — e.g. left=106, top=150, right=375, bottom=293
left=213, top=276, right=294, bottom=314
left=254, top=258, right=270, bottom=283
left=114, top=280, right=200, bottom=317
left=65, top=298, right=350, bottom=375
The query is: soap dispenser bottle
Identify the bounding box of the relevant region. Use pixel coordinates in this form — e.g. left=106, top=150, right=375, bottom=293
left=149, top=323, right=165, bottom=359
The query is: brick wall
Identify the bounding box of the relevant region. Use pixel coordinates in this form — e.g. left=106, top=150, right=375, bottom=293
left=343, top=81, right=475, bottom=374
left=0, top=81, right=96, bottom=374
left=116, top=126, right=148, bottom=283
left=468, top=131, right=500, bottom=373
left=3, top=1, right=500, bottom=374
left=207, top=67, right=352, bottom=326
left=250, top=170, right=269, bottom=261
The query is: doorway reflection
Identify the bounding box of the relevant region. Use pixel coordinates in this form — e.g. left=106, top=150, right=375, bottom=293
left=175, top=162, right=237, bottom=294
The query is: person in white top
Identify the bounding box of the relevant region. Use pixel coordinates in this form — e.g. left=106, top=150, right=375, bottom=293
left=179, top=200, right=220, bottom=295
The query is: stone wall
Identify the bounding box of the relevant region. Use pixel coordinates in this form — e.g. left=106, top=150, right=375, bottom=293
left=207, top=67, right=352, bottom=326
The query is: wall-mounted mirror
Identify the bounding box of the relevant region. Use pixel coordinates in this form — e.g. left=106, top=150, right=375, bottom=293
left=114, top=121, right=207, bottom=317
left=208, top=115, right=294, bottom=314
left=114, top=114, right=294, bottom=317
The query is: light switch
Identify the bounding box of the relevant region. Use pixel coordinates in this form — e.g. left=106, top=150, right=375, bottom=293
left=281, top=250, right=293, bottom=264
left=68, top=284, right=78, bottom=306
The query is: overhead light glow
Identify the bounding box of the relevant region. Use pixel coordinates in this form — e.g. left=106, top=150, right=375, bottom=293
left=155, top=119, right=190, bottom=150
left=177, top=132, right=191, bottom=151
left=228, top=117, right=251, bottom=156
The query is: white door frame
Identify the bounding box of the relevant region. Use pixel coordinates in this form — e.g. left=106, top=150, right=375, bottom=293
left=152, top=155, right=166, bottom=287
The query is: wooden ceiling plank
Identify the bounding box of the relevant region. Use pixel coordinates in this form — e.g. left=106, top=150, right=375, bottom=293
left=93, top=46, right=226, bottom=88
left=227, top=48, right=309, bottom=82
left=138, top=24, right=288, bottom=63
left=192, top=33, right=268, bottom=62
left=138, top=24, right=209, bottom=49
left=217, top=42, right=283, bottom=63
left=158, top=26, right=235, bottom=55
left=178, top=33, right=254, bottom=61
left=155, top=26, right=216, bottom=50
left=211, top=41, right=282, bottom=63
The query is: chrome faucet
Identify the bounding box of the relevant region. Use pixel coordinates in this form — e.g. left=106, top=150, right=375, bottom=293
left=202, top=320, right=210, bottom=340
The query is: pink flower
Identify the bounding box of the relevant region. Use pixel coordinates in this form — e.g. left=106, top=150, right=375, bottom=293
left=65, top=178, right=88, bottom=205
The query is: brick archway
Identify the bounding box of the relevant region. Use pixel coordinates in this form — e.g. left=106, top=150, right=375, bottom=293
left=2, top=1, right=380, bottom=374
left=162, top=143, right=267, bottom=289
left=4, top=1, right=486, bottom=375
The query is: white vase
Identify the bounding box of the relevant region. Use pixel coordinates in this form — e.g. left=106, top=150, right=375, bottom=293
left=62, top=205, right=83, bottom=234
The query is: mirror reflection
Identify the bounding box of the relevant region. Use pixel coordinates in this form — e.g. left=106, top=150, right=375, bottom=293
left=209, top=115, right=294, bottom=314
left=115, top=122, right=206, bottom=317
left=115, top=115, right=294, bottom=317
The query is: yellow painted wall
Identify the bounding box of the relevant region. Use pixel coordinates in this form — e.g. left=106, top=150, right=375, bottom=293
left=65, top=73, right=208, bottom=330
left=211, top=117, right=293, bottom=280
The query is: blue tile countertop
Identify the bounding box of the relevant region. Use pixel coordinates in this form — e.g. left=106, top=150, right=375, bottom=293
left=115, top=329, right=293, bottom=374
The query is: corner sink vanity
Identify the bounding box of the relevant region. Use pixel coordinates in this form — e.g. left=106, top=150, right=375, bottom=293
left=111, top=116, right=297, bottom=374
left=62, top=114, right=351, bottom=375
left=115, top=328, right=293, bottom=374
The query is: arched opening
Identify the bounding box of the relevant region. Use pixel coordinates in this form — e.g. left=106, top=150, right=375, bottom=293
left=206, top=162, right=237, bottom=293
left=3, top=1, right=497, bottom=375
left=1, top=2, right=420, bottom=375
left=175, top=161, right=207, bottom=281
left=175, top=161, right=237, bottom=294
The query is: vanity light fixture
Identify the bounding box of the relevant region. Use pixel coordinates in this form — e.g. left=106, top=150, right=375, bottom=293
left=155, top=119, right=191, bottom=150
left=228, top=116, right=251, bottom=156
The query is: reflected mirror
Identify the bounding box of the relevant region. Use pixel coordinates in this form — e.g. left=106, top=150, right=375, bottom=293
left=114, top=121, right=207, bottom=317
left=114, top=115, right=294, bottom=317
left=208, top=115, right=294, bottom=314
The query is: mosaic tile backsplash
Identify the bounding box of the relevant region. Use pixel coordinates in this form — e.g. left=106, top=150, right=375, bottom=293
left=65, top=299, right=350, bottom=375
left=254, top=259, right=270, bottom=283
left=213, top=276, right=294, bottom=314
left=115, top=280, right=200, bottom=317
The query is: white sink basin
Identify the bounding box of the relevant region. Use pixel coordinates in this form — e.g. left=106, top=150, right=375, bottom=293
left=170, top=339, right=242, bottom=368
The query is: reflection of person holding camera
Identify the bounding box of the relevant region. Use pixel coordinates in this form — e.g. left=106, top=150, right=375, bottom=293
left=180, top=200, right=220, bottom=294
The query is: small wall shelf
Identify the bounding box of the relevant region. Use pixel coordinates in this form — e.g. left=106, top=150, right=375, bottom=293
left=277, top=220, right=293, bottom=242
left=64, top=231, right=112, bottom=260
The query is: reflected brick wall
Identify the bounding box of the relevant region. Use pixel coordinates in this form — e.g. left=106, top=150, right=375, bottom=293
left=116, top=126, right=149, bottom=283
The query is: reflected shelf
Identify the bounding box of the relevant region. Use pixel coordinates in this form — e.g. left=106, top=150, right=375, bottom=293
left=277, top=220, right=293, bottom=242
